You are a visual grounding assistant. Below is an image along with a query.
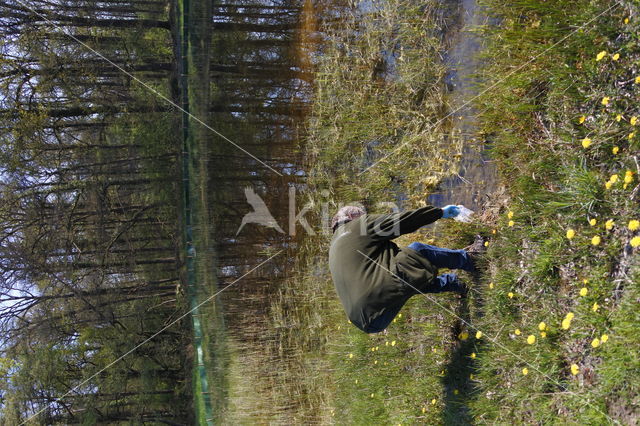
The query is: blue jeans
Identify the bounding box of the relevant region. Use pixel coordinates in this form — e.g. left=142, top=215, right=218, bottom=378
left=365, top=242, right=473, bottom=333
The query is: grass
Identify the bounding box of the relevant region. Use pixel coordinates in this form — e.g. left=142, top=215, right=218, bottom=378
left=199, top=0, right=640, bottom=423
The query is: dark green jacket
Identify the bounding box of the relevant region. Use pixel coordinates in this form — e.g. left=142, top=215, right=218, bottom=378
left=328, top=206, right=443, bottom=332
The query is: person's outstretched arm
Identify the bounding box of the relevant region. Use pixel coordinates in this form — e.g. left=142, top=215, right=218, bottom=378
left=362, top=205, right=445, bottom=241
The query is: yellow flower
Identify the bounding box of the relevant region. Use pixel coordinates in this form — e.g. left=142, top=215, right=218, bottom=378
left=355, top=379, right=358, bottom=384
left=515, top=329, right=521, bottom=336
left=522, top=367, right=529, bottom=375
left=458, top=332, right=468, bottom=341
left=612, top=53, right=620, bottom=61
left=374, top=360, right=378, bottom=364
left=476, top=331, right=483, bottom=339
left=601, top=334, right=609, bottom=343
left=566, top=229, right=576, bottom=239
left=629, top=132, right=636, bottom=140
left=508, top=220, right=515, bottom=227
left=391, top=340, right=397, bottom=346
left=453, top=389, right=459, bottom=395
left=431, top=398, right=437, bottom=405
left=470, top=374, right=474, bottom=380
left=581, top=138, right=592, bottom=148
left=527, top=335, right=536, bottom=345
left=610, top=174, right=619, bottom=183
left=562, top=318, right=571, bottom=330
left=606, top=219, right=614, bottom=230
left=605, top=181, right=613, bottom=189
left=540, top=331, right=547, bottom=338
left=508, top=210, right=514, bottom=219
left=616, top=114, right=623, bottom=122
left=538, top=322, right=546, bottom=331
left=489, top=282, right=494, bottom=289
left=571, top=364, right=580, bottom=375
left=422, top=407, right=426, bottom=414
left=631, top=236, right=640, bottom=248
left=566, top=312, right=575, bottom=321
left=471, top=352, right=476, bottom=359
left=629, top=220, right=640, bottom=231
left=591, top=235, right=601, bottom=246
left=601, top=97, right=610, bottom=106
left=592, top=302, right=600, bottom=312
left=636, top=76, right=640, bottom=84
left=508, top=292, right=514, bottom=299
left=580, top=287, right=588, bottom=296
left=624, top=17, right=629, bottom=24
left=596, top=50, right=607, bottom=61
left=631, top=116, right=638, bottom=126
left=589, top=218, right=597, bottom=226
left=612, top=146, right=619, bottom=154
left=484, top=241, right=489, bottom=247
left=349, top=353, right=354, bottom=359
left=625, top=170, right=634, bottom=184
left=371, top=393, right=375, bottom=398
left=591, top=337, right=600, bottom=348
left=579, top=115, right=586, bottom=124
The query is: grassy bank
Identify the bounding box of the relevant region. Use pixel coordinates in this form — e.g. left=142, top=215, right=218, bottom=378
left=265, top=0, right=640, bottom=423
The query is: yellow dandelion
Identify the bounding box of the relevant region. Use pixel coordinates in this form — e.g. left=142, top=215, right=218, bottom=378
left=581, top=137, right=592, bottom=148
left=385, top=341, right=389, bottom=346
left=484, top=241, right=489, bottom=247
left=522, top=367, right=529, bottom=375
left=566, top=229, right=576, bottom=239
left=612, top=146, right=619, bottom=154
left=355, top=379, right=358, bottom=384
left=508, top=210, right=514, bottom=219
left=589, top=218, right=597, bottom=226
left=592, top=302, right=600, bottom=312
left=625, top=170, right=634, bottom=184
left=596, top=50, right=607, bottom=61
left=571, top=364, right=580, bottom=375
left=492, top=229, right=497, bottom=234
left=374, top=360, right=378, bottom=364
left=605, top=181, right=613, bottom=189
left=515, top=329, right=521, bottom=336
left=508, top=292, right=514, bottom=299
left=422, top=407, right=426, bottom=414
left=540, top=331, right=547, bottom=338
left=631, top=236, right=640, bottom=248
left=566, top=312, right=575, bottom=321
left=562, top=318, right=571, bottom=330
left=601, top=97, right=610, bottom=106
left=616, top=114, right=623, bottom=122
left=612, top=53, right=620, bottom=61
left=624, top=183, right=629, bottom=189
left=631, top=116, right=638, bottom=126
left=591, top=235, right=601, bottom=245
left=580, top=287, right=588, bottom=296
left=538, top=322, right=546, bottom=331
left=583, top=279, right=589, bottom=284
left=371, top=393, right=375, bottom=398
left=629, top=220, right=640, bottom=231
left=458, top=332, right=468, bottom=341
left=629, top=132, right=636, bottom=140
left=431, top=398, right=437, bottom=405
left=489, top=282, right=494, bottom=289
left=371, top=347, right=375, bottom=352
left=527, top=335, right=536, bottom=345
left=471, top=352, right=476, bottom=359
left=453, top=389, right=459, bottom=395
left=476, top=331, right=483, bottom=339
left=349, top=353, right=354, bottom=359
left=636, top=76, right=640, bottom=84
left=624, top=17, right=629, bottom=24
left=610, top=174, right=619, bottom=183
left=606, top=219, right=614, bottom=230
left=591, top=337, right=600, bottom=348
left=579, top=115, right=586, bottom=124
left=508, top=220, right=515, bottom=227
left=601, top=334, right=609, bottom=343
left=391, top=340, right=397, bottom=346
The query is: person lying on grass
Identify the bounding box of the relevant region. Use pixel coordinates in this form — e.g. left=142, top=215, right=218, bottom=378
left=329, top=204, right=484, bottom=334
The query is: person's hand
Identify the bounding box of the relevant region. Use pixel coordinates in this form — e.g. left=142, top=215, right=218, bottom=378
left=442, top=205, right=460, bottom=218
